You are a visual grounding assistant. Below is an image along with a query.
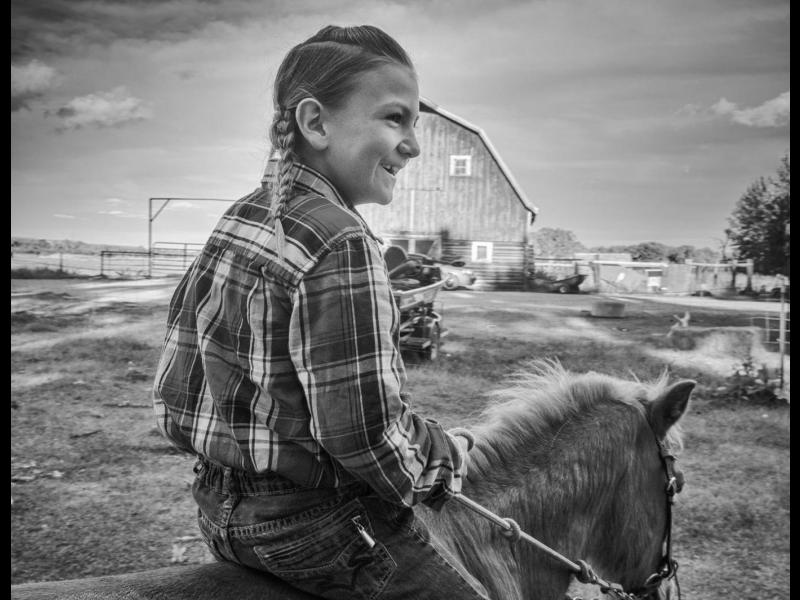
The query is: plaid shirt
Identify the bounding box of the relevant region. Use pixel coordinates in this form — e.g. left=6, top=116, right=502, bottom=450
left=153, top=163, right=465, bottom=507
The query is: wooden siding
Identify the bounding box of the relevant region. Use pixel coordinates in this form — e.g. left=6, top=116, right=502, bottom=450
left=358, top=111, right=530, bottom=243
left=443, top=240, right=530, bottom=291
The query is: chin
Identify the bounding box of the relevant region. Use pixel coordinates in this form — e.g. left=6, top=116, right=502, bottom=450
left=352, top=195, right=393, bottom=208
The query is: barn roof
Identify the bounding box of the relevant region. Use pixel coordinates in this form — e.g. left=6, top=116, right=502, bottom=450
left=420, top=97, right=539, bottom=220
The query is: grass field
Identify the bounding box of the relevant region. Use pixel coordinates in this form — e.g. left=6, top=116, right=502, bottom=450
left=10, top=278, right=790, bottom=599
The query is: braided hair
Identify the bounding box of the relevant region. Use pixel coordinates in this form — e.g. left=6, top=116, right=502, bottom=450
left=267, top=25, right=414, bottom=256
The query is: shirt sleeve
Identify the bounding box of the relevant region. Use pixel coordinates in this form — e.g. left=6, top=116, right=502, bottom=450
left=289, top=234, right=466, bottom=507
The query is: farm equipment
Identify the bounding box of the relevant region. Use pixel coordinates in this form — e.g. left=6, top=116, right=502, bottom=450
left=385, top=246, right=448, bottom=360
left=393, top=280, right=447, bottom=360
left=404, top=252, right=476, bottom=290
left=527, top=272, right=587, bottom=294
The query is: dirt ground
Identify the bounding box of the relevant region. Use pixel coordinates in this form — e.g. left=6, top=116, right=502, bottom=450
left=10, top=277, right=790, bottom=597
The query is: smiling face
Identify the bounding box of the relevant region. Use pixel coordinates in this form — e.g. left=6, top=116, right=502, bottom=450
left=315, top=63, right=421, bottom=207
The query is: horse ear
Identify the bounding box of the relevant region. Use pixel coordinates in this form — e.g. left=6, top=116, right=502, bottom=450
left=650, top=380, right=695, bottom=437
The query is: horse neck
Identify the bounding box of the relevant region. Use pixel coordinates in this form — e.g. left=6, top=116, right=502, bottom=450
left=427, top=401, right=665, bottom=599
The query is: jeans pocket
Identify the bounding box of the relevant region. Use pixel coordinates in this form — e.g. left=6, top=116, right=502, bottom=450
left=252, top=498, right=396, bottom=600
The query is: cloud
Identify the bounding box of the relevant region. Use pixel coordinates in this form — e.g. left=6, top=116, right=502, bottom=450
left=11, top=59, right=59, bottom=111
left=10, top=0, right=289, bottom=59
left=49, top=86, right=153, bottom=131
left=53, top=213, right=76, bottom=219
left=97, top=209, right=145, bottom=219
left=711, top=92, right=790, bottom=127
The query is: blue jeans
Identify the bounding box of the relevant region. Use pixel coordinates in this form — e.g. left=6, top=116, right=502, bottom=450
left=192, top=459, right=489, bottom=600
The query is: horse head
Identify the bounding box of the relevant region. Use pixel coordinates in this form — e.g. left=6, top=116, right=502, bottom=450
left=430, top=360, right=694, bottom=600
left=565, top=375, right=694, bottom=600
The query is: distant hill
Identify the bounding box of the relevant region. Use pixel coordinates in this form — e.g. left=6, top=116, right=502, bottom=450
left=11, top=237, right=147, bottom=255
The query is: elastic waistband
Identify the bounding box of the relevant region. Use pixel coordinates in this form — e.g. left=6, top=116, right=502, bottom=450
left=193, top=457, right=367, bottom=497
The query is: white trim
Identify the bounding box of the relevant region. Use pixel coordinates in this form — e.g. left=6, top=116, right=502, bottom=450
left=449, top=155, right=472, bottom=176
left=471, top=241, right=493, bottom=263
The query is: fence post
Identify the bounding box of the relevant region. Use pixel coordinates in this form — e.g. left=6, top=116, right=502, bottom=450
left=764, top=312, right=771, bottom=347
left=745, top=259, right=754, bottom=293
left=590, top=261, right=600, bottom=293
left=778, top=276, right=787, bottom=390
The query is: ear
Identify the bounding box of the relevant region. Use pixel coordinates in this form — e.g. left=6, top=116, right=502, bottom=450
left=649, top=380, right=694, bottom=438
left=294, top=98, right=328, bottom=151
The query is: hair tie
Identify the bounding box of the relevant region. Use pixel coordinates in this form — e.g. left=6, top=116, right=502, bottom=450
left=448, top=427, right=475, bottom=451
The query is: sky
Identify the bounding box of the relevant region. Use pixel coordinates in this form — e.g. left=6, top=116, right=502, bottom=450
left=11, top=0, right=790, bottom=250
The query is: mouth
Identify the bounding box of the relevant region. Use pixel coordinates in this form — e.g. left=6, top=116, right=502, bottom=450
left=381, top=163, right=401, bottom=177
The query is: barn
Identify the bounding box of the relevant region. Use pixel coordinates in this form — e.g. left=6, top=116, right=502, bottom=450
left=358, top=97, right=539, bottom=290
left=262, top=97, right=538, bottom=290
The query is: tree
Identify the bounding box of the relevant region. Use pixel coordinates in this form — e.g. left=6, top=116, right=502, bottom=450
left=587, top=242, right=720, bottom=263
left=531, top=227, right=586, bottom=257
left=691, top=246, right=722, bottom=264
left=727, top=153, right=790, bottom=275
left=666, top=245, right=695, bottom=264
left=629, top=241, right=669, bottom=262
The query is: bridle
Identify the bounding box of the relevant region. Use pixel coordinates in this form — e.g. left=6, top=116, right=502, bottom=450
left=452, top=430, right=685, bottom=600
left=602, top=435, right=684, bottom=600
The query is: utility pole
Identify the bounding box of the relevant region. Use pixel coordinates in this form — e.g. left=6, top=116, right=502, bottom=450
left=779, top=222, right=789, bottom=391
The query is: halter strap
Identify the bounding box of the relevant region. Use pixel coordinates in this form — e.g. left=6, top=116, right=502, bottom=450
left=623, top=436, right=683, bottom=599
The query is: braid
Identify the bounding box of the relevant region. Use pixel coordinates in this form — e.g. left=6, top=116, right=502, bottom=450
left=269, top=108, right=297, bottom=261
left=270, top=108, right=297, bottom=220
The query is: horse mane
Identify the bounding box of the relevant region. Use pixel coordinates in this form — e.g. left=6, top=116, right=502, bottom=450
left=468, top=359, right=683, bottom=480
left=426, top=359, right=685, bottom=600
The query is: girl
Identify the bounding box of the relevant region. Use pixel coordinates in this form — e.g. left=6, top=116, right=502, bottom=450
left=153, top=24, right=489, bottom=600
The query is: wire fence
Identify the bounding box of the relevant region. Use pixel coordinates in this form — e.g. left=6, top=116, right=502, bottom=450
left=11, top=245, right=203, bottom=279
left=11, top=252, right=108, bottom=277
left=751, top=314, right=791, bottom=355
left=149, top=242, right=204, bottom=276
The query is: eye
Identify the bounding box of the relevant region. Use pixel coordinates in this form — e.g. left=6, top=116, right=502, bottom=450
left=386, top=113, right=404, bottom=125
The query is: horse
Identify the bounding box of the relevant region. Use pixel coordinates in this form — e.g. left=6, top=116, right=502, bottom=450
left=11, top=360, right=693, bottom=600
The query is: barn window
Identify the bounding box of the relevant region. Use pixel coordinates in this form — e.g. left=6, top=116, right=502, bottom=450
left=471, top=241, right=493, bottom=263
left=449, top=155, right=472, bottom=177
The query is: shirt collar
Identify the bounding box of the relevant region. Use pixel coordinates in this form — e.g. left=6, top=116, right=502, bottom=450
left=289, top=163, right=350, bottom=210
left=287, top=162, right=382, bottom=243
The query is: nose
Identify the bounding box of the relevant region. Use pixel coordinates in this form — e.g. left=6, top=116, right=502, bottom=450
left=399, top=128, right=420, bottom=159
